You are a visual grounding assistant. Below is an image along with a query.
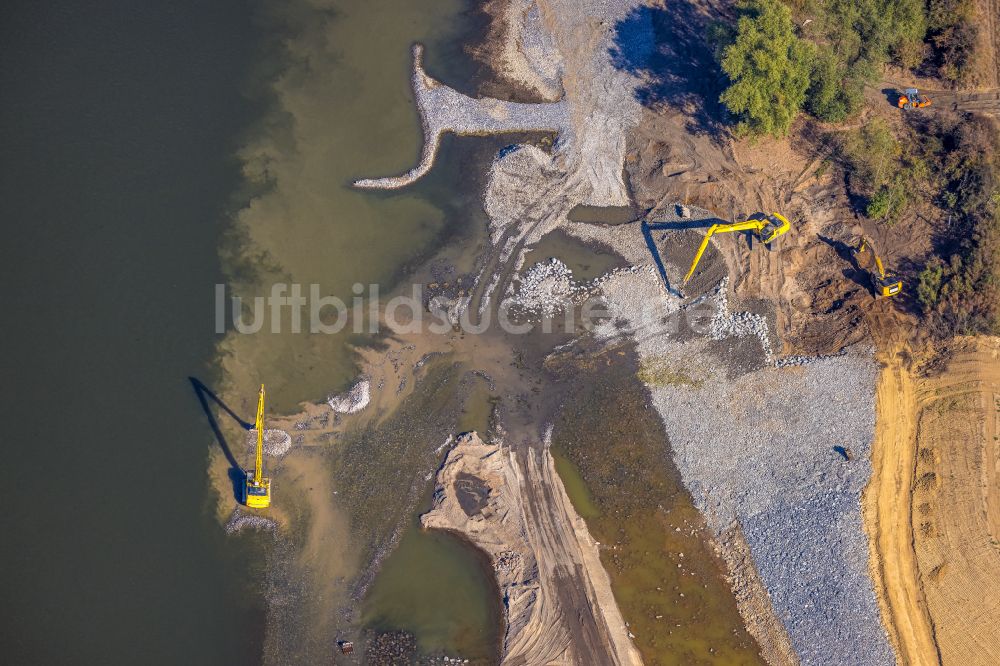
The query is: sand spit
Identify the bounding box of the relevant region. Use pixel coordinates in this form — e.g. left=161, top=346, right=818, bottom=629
left=353, top=44, right=569, bottom=190
left=422, top=432, right=642, bottom=665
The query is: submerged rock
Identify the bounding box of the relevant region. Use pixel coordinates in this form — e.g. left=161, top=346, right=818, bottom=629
left=327, top=378, right=370, bottom=414
left=246, top=428, right=292, bottom=457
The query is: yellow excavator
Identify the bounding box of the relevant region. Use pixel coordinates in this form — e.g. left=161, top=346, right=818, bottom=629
left=854, top=236, right=902, bottom=297
left=683, top=212, right=791, bottom=284
left=244, top=384, right=272, bottom=508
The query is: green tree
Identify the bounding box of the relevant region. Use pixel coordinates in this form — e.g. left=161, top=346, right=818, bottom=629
left=806, top=48, right=862, bottom=123
left=718, top=0, right=815, bottom=137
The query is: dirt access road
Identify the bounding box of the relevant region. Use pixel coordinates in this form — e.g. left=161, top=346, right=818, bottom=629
left=865, top=349, right=941, bottom=666
left=866, top=337, right=1000, bottom=666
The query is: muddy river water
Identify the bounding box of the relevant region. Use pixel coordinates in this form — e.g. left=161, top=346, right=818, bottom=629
left=2, top=0, right=774, bottom=663
left=214, top=1, right=510, bottom=662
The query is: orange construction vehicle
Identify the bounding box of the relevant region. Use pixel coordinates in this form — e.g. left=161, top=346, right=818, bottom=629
left=898, top=88, right=931, bottom=110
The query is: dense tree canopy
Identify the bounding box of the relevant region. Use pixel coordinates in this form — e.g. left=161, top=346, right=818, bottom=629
left=718, top=0, right=814, bottom=137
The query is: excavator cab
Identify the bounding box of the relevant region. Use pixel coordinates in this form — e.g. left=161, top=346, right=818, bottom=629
left=752, top=213, right=790, bottom=244
left=898, top=88, right=931, bottom=110
left=873, top=273, right=903, bottom=297
left=245, top=478, right=271, bottom=508
left=244, top=384, right=272, bottom=509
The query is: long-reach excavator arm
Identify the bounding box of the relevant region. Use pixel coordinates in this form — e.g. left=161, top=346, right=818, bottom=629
left=245, top=384, right=272, bottom=508
left=683, top=213, right=790, bottom=284
left=254, top=384, right=265, bottom=485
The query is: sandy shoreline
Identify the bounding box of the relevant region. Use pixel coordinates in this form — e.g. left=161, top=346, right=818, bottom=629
left=422, top=432, right=642, bottom=665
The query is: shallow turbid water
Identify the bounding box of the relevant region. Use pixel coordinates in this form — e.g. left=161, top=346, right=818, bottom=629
left=363, top=510, right=502, bottom=662
left=214, top=0, right=509, bottom=661
left=217, top=0, right=493, bottom=411
left=523, top=228, right=629, bottom=281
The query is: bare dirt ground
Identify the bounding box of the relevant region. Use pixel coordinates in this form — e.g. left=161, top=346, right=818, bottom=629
left=865, top=337, right=1000, bottom=666
left=910, top=338, right=1000, bottom=664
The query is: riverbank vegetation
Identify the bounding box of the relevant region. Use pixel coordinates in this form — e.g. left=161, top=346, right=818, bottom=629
left=914, top=116, right=1000, bottom=335
left=832, top=112, right=999, bottom=335
left=714, top=0, right=980, bottom=133
left=926, top=0, right=979, bottom=84
left=712, top=0, right=999, bottom=335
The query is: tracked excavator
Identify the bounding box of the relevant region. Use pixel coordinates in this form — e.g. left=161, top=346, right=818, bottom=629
left=683, top=212, right=790, bottom=284
left=854, top=236, right=902, bottom=297
left=244, top=384, right=272, bottom=508
left=898, top=88, right=931, bottom=110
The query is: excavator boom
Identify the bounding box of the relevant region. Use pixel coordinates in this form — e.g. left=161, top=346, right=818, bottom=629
left=254, top=384, right=265, bottom=484
left=684, top=223, right=721, bottom=284
left=682, top=213, right=790, bottom=284
left=853, top=236, right=902, bottom=297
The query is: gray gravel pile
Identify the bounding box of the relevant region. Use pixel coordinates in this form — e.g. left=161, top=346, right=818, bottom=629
left=506, top=257, right=643, bottom=319
left=327, top=378, right=371, bottom=414
left=707, top=279, right=774, bottom=361
left=245, top=428, right=293, bottom=457
left=225, top=509, right=277, bottom=534
left=508, top=257, right=576, bottom=317
left=647, top=347, right=892, bottom=665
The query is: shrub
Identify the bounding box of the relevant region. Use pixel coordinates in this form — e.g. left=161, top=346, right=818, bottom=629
left=927, top=0, right=978, bottom=84
left=917, top=116, right=1000, bottom=335
left=866, top=188, right=894, bottom=220
left=806, top=49, right=863, bottom=122
left=916, top=257, right=944, bottom=312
